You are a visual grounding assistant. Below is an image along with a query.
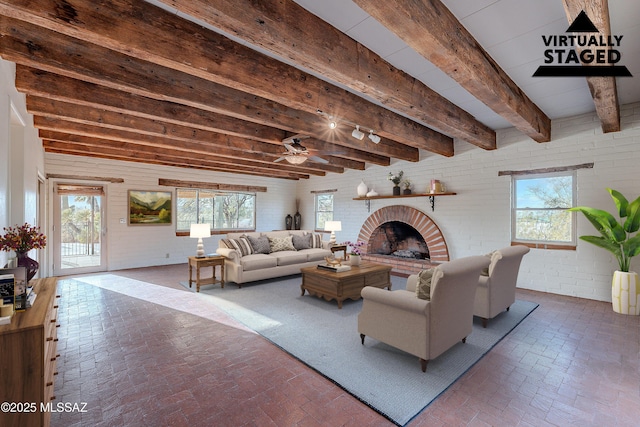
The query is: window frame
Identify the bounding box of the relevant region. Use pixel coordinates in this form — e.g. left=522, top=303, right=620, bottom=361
left=314, top=193, right=334, bottom=232
left=175, top=188, right=256, bottom=234
left=510, top=171, right=577, bottom=249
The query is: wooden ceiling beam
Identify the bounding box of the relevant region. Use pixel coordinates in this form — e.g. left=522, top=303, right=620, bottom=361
left=14, top=65, right=399, bottom=166
left=351, top=0, right=551, bottom=143
left=160, top=0, right=495, bottom=149
left=0, top=3, right=447, bottom=158
left=26, top=96, right=369, bottom=170
left=43, top=143, right=306, bottom=180
left=561, top=0, right=620, bottom=133
left=41, top=137, right=314, bottom=179
left=35, top=123, right=342, bottom=175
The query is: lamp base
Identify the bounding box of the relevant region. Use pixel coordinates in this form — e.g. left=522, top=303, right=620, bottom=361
left=195, top=238, right=205, bottom=258
left=329, top=231, right=337, bottom=245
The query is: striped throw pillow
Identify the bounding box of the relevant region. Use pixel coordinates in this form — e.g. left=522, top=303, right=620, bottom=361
left=309, top=233, right=323, bottom=248
left=222, top=237, right=254, bottom=257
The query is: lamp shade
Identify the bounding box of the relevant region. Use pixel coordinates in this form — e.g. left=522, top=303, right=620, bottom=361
left=324, top=221, right=342, bottom=232
left=324, top=220, right=342, bottom=245
left=190, top=223, right=211, bottom=238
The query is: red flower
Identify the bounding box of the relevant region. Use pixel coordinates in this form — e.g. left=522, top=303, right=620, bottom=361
left=0, top=223, right=47, bottom=253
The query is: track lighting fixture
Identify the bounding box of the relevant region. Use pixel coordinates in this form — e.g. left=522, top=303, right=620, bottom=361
left=351, top=125, right=365, bottom=140
left=368, top=130, right=381, bottom=144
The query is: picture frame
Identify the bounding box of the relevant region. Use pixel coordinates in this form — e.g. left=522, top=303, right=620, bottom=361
left=128, top=190, right=173, bottom=225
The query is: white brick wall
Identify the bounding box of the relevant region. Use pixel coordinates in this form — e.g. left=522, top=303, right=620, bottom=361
left=44, top=154, right=297, bottom=272
left=297, top=102, right=640, bottom=302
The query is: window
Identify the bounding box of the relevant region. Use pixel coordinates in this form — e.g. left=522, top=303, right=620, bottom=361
left=176, top=188, right=255, bottom=232
left=315, top=193, right=334, bottom=230
left=512, top=172, right=576, bottom=245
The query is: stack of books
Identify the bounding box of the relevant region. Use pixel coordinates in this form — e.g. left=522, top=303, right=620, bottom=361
left=317, top=264, right=352, bottom=273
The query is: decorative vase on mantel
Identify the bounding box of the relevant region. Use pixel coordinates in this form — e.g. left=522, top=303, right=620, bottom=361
left=357, top=180, right=368, bottom=197
left=393, top=185, right=401, bottom=196
left=16, top=251, right=39, bottom=283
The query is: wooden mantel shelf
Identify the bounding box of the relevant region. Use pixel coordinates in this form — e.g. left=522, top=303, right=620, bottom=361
left=353, top=192, right=456, bottom=212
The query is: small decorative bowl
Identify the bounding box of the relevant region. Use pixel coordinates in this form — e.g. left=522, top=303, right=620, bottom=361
left=324, top=256, right=343, bottom=266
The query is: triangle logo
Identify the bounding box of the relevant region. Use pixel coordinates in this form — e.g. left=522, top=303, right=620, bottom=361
left=566, top=10, right=599, bottom=33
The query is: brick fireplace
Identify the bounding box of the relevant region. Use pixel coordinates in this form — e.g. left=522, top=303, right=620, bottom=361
left=357, top=205, right=450, bottom=276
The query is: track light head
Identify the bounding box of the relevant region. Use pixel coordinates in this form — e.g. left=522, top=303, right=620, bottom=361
left=351, top=125, right=365, bottom=140
left=368, top=131, right=381, bottom=144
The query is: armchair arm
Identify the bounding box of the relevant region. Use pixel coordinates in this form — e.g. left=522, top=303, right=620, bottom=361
left=215, top=247, right=239, bottom=262
left=361, top=287, right=428, bottom=315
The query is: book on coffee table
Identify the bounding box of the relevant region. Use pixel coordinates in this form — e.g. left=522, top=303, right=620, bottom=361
left=317, top=264, right=352, bottom=273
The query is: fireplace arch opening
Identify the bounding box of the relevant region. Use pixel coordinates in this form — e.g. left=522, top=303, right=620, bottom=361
left=368, top=221, right=430, bottom=259
left=357, top=205, right=449, bottom=275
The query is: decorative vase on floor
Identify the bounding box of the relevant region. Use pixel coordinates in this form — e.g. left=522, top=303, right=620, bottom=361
left=349, top=254, right=361, bottom=266
left=16, top=251, right=39, bottom=283
left=393, top=185, right=401, bottom=196
left=611, top=271, right=640, bottom=315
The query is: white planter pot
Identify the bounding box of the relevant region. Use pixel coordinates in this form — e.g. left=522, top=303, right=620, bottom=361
left=349, top=255, right=361, bottom=266
left=611, top=271, right=640, bottom=315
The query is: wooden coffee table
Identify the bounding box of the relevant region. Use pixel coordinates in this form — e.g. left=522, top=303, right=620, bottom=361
left=300, top=262, right=392, bottom=308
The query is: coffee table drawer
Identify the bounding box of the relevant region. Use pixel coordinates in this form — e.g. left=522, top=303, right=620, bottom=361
left=365, top=271, right=390, bottom=288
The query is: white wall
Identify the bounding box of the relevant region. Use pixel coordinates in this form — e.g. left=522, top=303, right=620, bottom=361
left=297, top=103, right=640, bottom=302
left=44, top=154, right=298, bottom=271
left=0, top=58, right=45, bottom=268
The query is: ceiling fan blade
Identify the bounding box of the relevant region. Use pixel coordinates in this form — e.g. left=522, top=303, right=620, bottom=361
left=309, top=155, right=329, bottom=164
left=274, top=156, right=287, bottom=163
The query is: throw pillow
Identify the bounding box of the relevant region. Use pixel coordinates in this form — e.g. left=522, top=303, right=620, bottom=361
left=292, top=234, right=311, bottom=250
left=308, top=233, right=323, bottom=248
left=221, top=237, right=254, bottom=257
left=247, top=235, right=271, bottom=254
left=482, top=250, right=502, bottom=276
left=415, top=268, right=434, bottom=300
left=269, top=236, right=296, bottom=252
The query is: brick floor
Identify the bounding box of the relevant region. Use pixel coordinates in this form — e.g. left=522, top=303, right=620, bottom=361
left=51, top=264, right=640, bottom=426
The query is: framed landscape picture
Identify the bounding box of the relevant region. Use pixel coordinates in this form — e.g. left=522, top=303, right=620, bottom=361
left=128, top=190, right=172, bottom=225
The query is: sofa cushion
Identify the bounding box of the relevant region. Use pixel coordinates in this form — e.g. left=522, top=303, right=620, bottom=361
left=241, top=254, right=278, bottom=271
left=221, top=237, right=254, bottom=257
left=247, top=235, right=271, bottom=254
left=269, top=236, right=296, bottom=252
left=292, top=233, right=312, bottom=250
left=299, top=248, right=331, bottom=262
left=416, top=268, right=435, bottom=300
left=273, top=250, right=308, bottom=266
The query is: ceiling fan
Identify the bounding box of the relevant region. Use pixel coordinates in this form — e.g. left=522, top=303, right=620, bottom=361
left=274, top=138, right=329, bottom=165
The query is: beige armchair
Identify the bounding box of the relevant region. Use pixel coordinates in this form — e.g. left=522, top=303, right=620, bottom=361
left=358, top=255, right=490, bottom=372
left=474, top=245, right=530, bottom=328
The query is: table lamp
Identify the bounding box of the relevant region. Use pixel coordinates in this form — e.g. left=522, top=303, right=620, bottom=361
left=324, top=220, right=342, bottom=245
left=190, top=223, right=211, bottom=258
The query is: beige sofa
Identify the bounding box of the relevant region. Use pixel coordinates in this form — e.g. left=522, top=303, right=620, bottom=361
left=215, top=230, right=332, bottom=286
left=358, top=255, right=490, bottom=372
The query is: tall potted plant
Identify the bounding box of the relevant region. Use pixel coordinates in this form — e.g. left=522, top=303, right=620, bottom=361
left=569, top=188, right=640, bottom=315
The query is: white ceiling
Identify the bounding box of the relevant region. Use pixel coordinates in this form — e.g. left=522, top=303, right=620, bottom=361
left=148, top=0, right=639, bottom=132
left=292, top=0, right=640, bottom=130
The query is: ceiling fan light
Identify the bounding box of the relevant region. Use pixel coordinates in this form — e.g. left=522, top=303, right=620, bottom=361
left=352, top=125, right=365, bottom=140
left=368, top=131, right=381, bottom=144
left=285, top=155, right=307, bottom=164
left=328, top=120, right=337, bottom=129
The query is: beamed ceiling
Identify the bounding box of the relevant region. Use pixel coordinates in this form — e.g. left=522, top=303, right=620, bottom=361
left=0, top=0, right=638, bottom=180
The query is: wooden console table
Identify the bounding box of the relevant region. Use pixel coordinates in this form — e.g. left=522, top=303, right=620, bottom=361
left=0, top=277, right=60, bottom=427
left=188, top=255, right=225, bottom=292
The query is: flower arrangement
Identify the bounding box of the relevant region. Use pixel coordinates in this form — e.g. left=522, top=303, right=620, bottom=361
left=402, top=179, right=412, bottom=190
left=343, top=241, right=366, bottom=256
left=387, top=171, right=404, bottom=186
left=0, top=223, right=47, bottom=253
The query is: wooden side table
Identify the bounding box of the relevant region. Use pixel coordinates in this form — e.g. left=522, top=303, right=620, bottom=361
left=188, top=255, right=225, bottom=292
left=330, top=244, right=347, bottom=260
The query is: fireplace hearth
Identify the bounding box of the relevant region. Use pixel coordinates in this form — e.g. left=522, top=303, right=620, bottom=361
left=357, top=205, right=449, bottom=276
